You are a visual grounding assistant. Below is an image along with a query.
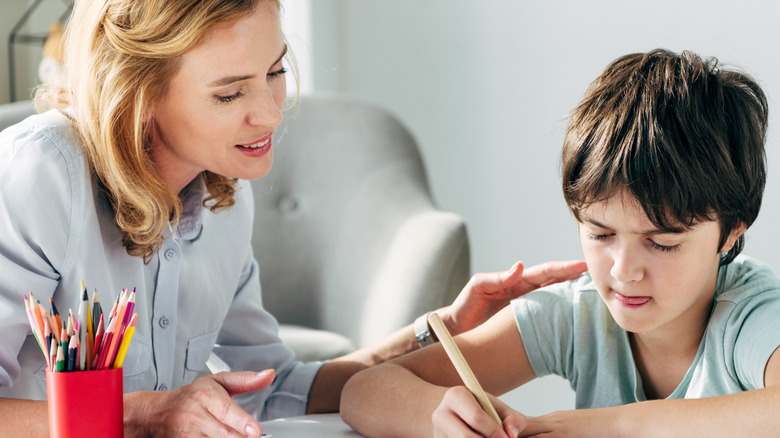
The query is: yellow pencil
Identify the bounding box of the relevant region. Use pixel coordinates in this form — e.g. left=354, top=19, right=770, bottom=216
left=427, top=312, right=504, bottom=428
left=112, top=313, right=137, bottom=369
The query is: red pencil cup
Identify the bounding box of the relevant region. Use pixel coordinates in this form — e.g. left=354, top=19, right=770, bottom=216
left=46, top=368, right=124, bottom=438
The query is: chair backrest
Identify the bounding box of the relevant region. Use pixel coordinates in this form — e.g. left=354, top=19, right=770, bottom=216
left=252, top=93, right=470, bottom=347
left=0, top=100, right=36, bottom=132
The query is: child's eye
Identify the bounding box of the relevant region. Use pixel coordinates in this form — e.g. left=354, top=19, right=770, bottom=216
left=587, top=232, right=611, bottom=241
left=216, top=90, right=244, bottom=104
left=650, top=240, right=681, bottom=253
left=268, top=67, right=287, bottom=78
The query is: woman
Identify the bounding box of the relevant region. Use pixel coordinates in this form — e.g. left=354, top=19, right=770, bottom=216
left=0, top=0, right=586, bottom=436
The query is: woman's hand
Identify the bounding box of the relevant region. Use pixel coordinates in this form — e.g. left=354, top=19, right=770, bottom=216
left=444, top=260, right=587, bottom=335
left=125, top=369, right=275, bottom=437
left=432, top=386, right=527, bottom=438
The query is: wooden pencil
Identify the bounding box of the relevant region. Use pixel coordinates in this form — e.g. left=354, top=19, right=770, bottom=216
left=55, top=344, right=65, bottom=372
left=50, top=297, right=63, bottom=337
left=92, top=314, right=105, bottom=369
left=79, top=290, right=89, bottom=371
left=23, top=296, right=46, bottom=359
left=91, top=290, right=103, bottom=337
left=96, top=317, right=116, bottom=370
left=427, top=312, right=503, bottom=428
left=66, top=329, right=78, bottom=372
left=113, top=313, right=137, bottom=369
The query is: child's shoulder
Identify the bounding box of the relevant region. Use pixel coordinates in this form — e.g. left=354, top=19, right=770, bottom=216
left=716, top=255, right=780, bottom=303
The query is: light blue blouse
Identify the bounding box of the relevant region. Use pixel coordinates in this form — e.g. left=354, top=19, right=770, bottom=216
left=513, top=255, right=780, bottom=408
left=0, top=109, right=322, bottom=420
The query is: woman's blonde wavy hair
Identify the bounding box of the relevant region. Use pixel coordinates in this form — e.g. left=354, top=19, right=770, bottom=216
left=35, top=0, right=280, bottom=262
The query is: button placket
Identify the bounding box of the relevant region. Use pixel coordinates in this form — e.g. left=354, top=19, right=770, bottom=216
left=152, top=239, right=181, bottom=393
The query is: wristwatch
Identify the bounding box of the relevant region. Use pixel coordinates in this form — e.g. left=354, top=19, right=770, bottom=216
left=414, top=311, right=437, bottom=348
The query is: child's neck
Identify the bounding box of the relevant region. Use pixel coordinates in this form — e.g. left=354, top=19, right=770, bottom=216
left=629, top=299, right=712, bottom=399
left=630, top=330, right=702, bottom=399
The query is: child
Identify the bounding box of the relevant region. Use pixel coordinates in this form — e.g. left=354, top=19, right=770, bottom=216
left=340, top=48, right=780, bottom=437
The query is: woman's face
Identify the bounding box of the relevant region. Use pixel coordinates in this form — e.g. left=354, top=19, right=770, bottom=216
left=578, top=190, right=742, bottom=341
left=149, top=2, right=286, bottom=193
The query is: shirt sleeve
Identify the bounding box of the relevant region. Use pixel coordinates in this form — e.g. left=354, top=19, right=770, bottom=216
left=731, top=290, right=780, bottom=390
left=0, top=120, right=76, bottom=388
left=512, top=283, right=575, bottom=380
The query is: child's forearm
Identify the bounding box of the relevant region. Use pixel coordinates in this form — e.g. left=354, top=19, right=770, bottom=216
left=341, top=362, right=447, bottom=438
left=625, top=386, right=780, bottom=438
left=524, top=386, right=780, bottom=437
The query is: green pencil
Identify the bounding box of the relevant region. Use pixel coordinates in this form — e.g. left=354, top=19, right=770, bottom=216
left=55, top=344, right=65, bottom=372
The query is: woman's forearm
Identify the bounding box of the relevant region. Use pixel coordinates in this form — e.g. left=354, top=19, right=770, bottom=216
left=0, top=398, right=49, bottom=437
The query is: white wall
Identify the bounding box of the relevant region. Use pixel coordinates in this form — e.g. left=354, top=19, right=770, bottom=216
left=1, top=0, right=71, bottom=104
left=304, top=0, right=780, bottom=415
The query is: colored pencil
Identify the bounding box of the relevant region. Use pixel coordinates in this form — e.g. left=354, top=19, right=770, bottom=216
left=96, top=317, right=116, bottom=370
left=48, top=333, right=58, bottom=370
left=66, top=329, right=78, bottom=372
left=23, top=296, right=46, bottom=359
left=55, top=344, right=65, bottom=372
left=43, top=317, right=52, bottom=366
left=50, top=297, right=63, bottom=337
left=92, top=314, right=105, bottom=369
left=59, top=326, right=68, bottom=355
left=92, top=290, right=103, bottom=337
left=78, top=290, right=89, bottom=371
left=124, top=288, right=136, bottom=327
left=113, top=313, right=137, bottom=369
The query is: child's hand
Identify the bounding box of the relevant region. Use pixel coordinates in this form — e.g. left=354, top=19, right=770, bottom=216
left=519, top=408, right=620, bottom=437
left=432, top=386, right=527, bottom=438
left=444, top=260, right=587, bottom=335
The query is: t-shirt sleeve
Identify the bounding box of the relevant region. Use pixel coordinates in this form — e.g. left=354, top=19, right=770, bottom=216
left=512, top=283, right=575, bottom=380
left=732, top=292, right=780, bottom=390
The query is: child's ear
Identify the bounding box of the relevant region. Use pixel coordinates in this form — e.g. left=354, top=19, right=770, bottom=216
left=720, top=221, right=747, bottom=253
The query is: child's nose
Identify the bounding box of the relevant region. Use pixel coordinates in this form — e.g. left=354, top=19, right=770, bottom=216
left=609, top=246, right=644, bottom=283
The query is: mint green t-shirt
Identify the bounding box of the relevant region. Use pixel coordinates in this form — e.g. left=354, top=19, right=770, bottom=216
left=512, top=255, right=780, bottom=408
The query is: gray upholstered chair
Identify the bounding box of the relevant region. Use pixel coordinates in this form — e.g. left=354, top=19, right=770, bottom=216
left=253, top=93, right=471, bottom=361
left=0, top=94, right=472, bottom=362
left=0, top=100, right=35, bottom=131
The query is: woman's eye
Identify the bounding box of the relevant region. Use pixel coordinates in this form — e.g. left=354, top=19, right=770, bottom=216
left=216, top=91, right=244, bottom=104
left=267, top=67, right=287, bottom=78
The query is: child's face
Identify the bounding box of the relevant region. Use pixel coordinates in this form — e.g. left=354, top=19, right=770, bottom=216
left=578, top=190, right=736, bottom=338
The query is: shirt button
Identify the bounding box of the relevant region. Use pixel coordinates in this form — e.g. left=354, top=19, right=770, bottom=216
left=158, top=384, right=168, bottom=391
left=159, top=316, right=170, bottom=328
left=164, top=248, right=176, bottom=260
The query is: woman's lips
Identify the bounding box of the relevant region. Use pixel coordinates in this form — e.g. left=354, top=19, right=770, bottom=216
left=235, top=133, right=273, bottom=156
left=614, top=291, right=651, bottom=307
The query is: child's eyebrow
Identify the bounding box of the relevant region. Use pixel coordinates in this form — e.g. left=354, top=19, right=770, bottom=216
left=582, top=216, right=686, bottom=235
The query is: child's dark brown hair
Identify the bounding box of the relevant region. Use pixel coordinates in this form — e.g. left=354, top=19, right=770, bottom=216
left=562, top=49, right=768, bottom=265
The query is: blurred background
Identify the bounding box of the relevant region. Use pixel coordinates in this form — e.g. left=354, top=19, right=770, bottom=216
left=3, top=0, right=778, bottom=416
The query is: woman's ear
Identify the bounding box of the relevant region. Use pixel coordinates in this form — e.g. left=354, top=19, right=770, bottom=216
left=720, top=221, right=747, bottom=253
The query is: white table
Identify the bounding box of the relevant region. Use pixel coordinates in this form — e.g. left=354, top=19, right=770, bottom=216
left=260, top=413, right=365, bottom=437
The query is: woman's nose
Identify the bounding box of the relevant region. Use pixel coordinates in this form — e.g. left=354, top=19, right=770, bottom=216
left=247, top=86, right=284, bottom=128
